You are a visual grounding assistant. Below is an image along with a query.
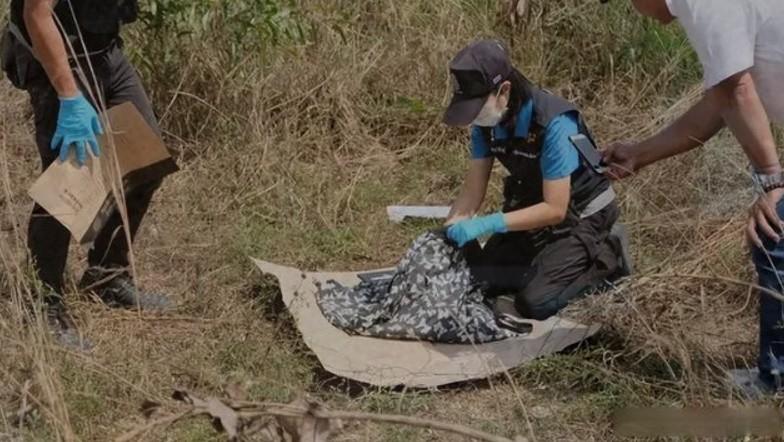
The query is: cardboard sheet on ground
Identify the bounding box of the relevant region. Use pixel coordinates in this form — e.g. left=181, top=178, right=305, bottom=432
left=28, top=102, right=178, bottom=244
left=252, top=258, right=600, bottom=388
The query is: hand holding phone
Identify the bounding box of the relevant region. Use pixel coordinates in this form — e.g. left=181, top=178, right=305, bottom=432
left=569, top=134, right=607, bottom=174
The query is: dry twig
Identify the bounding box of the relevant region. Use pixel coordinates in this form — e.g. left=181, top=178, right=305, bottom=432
left=115, top=390, right=527, bottom=442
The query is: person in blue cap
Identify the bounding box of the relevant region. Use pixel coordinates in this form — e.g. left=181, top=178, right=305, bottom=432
left=442, top=39, right=630, bottom=321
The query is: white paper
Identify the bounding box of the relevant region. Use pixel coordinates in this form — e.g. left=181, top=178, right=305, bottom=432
left=387, top=205, right=451, bottom=223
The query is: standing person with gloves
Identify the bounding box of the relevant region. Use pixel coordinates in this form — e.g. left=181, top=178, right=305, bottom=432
left=2, top=0, right=171, bottom=349
left=443, top=39, right=630, bottom=321
left=601, top=0, right=784, bottom=395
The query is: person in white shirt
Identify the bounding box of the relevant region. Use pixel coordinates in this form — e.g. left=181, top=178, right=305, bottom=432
left=602, top=0, right=784, bottom=395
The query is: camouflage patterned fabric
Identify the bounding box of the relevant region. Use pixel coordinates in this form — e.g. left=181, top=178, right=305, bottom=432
left=316, top=231, right=518, bottom=344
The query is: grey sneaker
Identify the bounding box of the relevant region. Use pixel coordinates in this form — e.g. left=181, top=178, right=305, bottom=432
left=728, top=368, right=776, bottom=400
left=81, top=270, right=172, bottom=312
left=46, top=303, right=93, bottom=352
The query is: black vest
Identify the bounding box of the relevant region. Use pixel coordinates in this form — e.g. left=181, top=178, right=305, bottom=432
left=481, top=87, right=610, bottom=231
left=11, top=0, right=138, bottom=52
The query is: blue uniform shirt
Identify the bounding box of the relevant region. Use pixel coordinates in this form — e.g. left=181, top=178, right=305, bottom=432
left=470, top=100, right=581, bottom=180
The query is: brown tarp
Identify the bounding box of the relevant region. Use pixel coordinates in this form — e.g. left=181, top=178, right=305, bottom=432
left=253, top=258, right=599, bottom=388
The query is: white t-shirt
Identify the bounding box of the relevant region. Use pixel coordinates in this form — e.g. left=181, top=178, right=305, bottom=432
left=666, top=0, right=784, bottom=123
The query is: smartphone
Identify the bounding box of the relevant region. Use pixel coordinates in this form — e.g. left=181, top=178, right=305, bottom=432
left=569, top=134, right=607, bottom=174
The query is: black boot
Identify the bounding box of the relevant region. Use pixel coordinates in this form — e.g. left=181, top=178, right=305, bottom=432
left=45, top=300, right=93, bottom=352
left=608, top=223, right=634, bottom=279
left=80, top=268, right=172, bottom=312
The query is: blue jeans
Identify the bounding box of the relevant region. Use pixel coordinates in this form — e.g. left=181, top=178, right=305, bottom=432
left=752, top=198, right=784, bottom=387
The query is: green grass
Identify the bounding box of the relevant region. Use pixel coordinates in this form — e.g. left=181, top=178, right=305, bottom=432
left=59, top=358, right=125, bottom=434
left=166, top=420, right=224, bottom=442
left=380, top=425, right=424, bottom=441
left=233, top=220, right=374, bottom=268
left=359, top=391, right=432, bottom=415
left=514, top=348, right=681, bottom=405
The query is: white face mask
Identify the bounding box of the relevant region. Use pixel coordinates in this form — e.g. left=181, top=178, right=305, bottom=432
left=472, top=92, right=507, bottom=127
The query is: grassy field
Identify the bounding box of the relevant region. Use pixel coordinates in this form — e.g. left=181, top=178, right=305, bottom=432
left=0, top=0, right=778, bottom=440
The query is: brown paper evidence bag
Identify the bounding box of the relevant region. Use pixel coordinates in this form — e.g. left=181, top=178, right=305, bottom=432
left=28, top=102, right=178, bottom=245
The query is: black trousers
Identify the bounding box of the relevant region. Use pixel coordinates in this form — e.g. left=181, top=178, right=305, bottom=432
left=466, top=202, right=620, bottom=320
left=25, top=44, right=161, bottom=294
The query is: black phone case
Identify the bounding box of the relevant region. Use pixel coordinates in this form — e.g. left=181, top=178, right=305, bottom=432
left=569, top=135, right=606, bottom=174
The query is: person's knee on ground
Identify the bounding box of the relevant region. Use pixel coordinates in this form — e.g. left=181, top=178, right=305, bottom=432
left=514, top=287, right=565, bottom=320
left=513, top=267, right=607, bottom=320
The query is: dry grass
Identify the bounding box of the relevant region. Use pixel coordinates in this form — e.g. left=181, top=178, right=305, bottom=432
left=1, top=0, right=780, bottom=440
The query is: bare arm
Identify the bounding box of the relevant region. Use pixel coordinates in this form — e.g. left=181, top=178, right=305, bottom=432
left=503, top=177, right=570, bottom=231
left=718, top=71, right=784, bottom=246
left=446, top=158, right=493, bottom=225
left=24, top=0, right=79, bottom=97
left=715, top=70, right=780, bottom=174
left=609, top=70, right=780, bottom=177
left=626, top=91, right=725, bottom=170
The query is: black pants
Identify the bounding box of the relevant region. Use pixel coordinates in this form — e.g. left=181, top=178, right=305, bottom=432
left=25, top=44, right=161, bottom=294
left=466, top=202, right=620, bottom=320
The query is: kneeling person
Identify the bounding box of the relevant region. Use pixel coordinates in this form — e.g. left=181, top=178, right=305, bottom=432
left=443, top=40, right=628, bottom=320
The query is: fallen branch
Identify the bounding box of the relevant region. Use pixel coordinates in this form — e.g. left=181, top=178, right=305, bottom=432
left=115, top=390, right=527, bottom=442
left=231, top=401, right=522, bottom=442
left=317, top=409, right=521, bottom=442
left=115, top=410, right=191, bottom=442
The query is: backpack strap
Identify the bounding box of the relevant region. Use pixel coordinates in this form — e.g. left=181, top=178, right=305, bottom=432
left=6, top=21, right=32, bottom=53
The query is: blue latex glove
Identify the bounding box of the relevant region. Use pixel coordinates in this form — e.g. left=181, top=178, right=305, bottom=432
left=50, top=93, right=103, bottom=166
left=446, top=213, right=508, bottom=247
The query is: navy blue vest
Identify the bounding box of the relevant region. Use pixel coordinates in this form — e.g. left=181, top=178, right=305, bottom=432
left=11, top=0, right=137, bottom=51
left=481, top=87, right=610, bottom=231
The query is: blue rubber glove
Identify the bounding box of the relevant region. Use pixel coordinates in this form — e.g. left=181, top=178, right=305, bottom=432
left=446, top=213, right=508, bottom=247
left=51, top=93, right=103, bottom=166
